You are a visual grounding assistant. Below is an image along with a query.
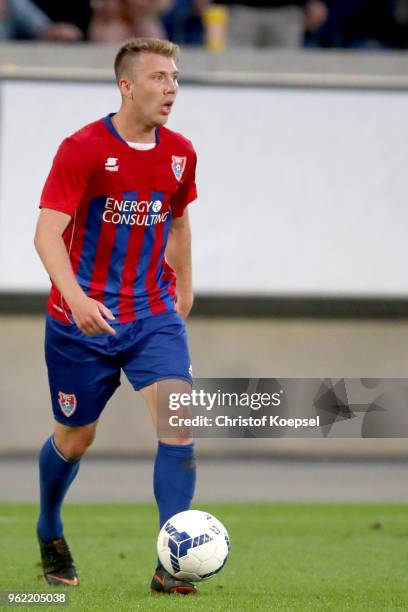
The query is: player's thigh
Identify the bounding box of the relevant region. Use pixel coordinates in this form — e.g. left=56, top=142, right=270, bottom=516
left=140, top=379, right=193, bottom=444
left=139, top=382, right=157, bottom=424
left=45, top=314, right=121, bottom=428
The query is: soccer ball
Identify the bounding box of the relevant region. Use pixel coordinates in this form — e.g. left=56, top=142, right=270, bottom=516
left=157, top=510, right=230, bottom=582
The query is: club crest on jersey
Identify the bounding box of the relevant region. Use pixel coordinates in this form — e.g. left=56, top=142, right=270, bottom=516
left=58, top=392, right=77, bottom=417
left=171, top=156, right=186, bottom=181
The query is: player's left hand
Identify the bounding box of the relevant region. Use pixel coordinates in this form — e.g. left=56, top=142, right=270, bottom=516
left=175, top=293, right=193, bottom=319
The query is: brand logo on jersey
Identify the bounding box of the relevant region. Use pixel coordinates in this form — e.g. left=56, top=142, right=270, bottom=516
left=58, top=392, right=77, bottom=417
left=105, top=157, right=119, bottom=172
left=103, top=197, right=168, bottom=226
left=171, top=156, right=186, bottom=181
left=189, top=364, right=193, bottom=377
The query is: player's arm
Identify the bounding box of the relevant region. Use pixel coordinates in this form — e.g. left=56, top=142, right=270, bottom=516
left=34, top=208, right=115, bottom=336
left=165, top=208, right=193, bottom=319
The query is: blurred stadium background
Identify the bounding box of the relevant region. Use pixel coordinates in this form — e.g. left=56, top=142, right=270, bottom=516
left=1, top=0, right=408, bottom=504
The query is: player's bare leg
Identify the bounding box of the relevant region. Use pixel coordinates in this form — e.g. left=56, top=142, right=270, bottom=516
left=54, top=421, right=98, bottom=460
left=140, top=381, right=197, bottom=595
left=37, top=421, right=98, bottom=586
left=140, top=381, right=193, bottom=445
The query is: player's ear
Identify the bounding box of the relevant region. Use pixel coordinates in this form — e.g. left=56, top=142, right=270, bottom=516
left=118, top=77, right=133, bottom=100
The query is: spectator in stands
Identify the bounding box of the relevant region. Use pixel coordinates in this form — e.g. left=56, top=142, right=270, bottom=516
left=162, top=0, right=208, bottom=45
left=88, top=0, right=135, bottom=43
left=212, top=0, right=328, bottom=48
left=305, top=0, right=408, bottom=49
left=0, top=0, right=83, bottom=40
left=303, top=0, right=328, bottom=39
left=88, top=0, right=172, bottom=43
left=33, top=0, right=92, bottom=39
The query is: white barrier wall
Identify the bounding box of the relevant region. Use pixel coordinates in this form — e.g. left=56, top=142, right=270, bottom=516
left=0, top=80, right=407, bottom=296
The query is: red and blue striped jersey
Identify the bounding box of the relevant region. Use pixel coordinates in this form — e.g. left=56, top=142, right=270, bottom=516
left=40, top=115, right=197, bottom=324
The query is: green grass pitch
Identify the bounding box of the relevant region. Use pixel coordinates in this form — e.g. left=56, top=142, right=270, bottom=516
left=1, top=503, right=407, bottom=611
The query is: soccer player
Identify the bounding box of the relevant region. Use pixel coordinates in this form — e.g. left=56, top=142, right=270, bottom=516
left=34, top=38, right=198, bottom=595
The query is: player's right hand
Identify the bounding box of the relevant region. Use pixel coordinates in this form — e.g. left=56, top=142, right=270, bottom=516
left=70, top=297, right=116, bottom=336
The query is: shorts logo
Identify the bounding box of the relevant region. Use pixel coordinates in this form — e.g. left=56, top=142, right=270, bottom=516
left=171, top=156, right=186, bottom=181
left=189, top=364, right=193, bottom=377
left=58, top=392, right=77, bottom=417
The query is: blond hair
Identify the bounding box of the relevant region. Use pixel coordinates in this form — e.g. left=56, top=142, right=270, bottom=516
left=114, top=38, right=179, bottom=82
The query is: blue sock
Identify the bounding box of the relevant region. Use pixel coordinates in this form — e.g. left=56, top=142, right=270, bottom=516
left=37, top=436, right=80, bottom=542
left=153, top=441, right=196, bottom=529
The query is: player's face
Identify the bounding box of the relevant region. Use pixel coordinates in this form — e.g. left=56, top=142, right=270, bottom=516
left=128, top=53, right=179, bottom=127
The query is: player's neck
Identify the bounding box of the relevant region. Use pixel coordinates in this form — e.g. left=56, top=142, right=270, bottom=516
left=112, top=110, right=157, bottom=144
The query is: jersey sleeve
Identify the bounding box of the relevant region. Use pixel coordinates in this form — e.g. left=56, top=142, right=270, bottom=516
left=171, top=148, right=198, bottom=218
left=39, top=136, right=96, bottom=217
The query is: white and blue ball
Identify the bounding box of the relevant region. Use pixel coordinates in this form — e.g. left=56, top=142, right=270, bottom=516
left=157, top=510, right=230, bottom=582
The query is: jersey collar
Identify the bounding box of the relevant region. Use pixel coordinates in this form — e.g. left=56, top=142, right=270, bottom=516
left=103, top=113, right=160, bottom=146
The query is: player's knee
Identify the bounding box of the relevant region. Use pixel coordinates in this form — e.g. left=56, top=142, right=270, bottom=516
left=54, top=426, right=96, bottom=460
left=66, top=435, right=94, bottom=459
left=58, top=440, right=89, bottom=461
left=63, top=447, right=84, bottom=461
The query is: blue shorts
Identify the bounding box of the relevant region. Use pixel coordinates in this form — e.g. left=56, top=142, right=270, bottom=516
left=45, top=311, right=192, bottom=427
